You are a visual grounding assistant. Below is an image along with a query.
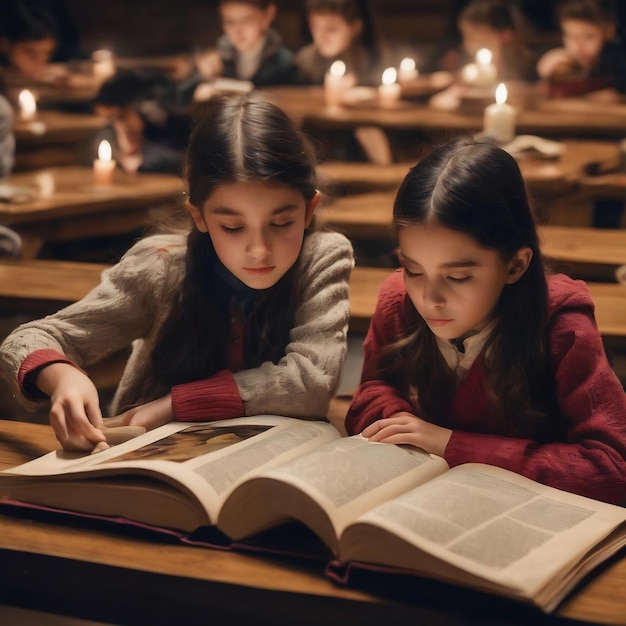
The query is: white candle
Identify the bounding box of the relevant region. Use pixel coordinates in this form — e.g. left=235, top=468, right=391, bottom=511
left=483, top=83, right=516, bottom=144
left=93, top=139, right=116, bottom=186
left=460, top=63, right=479, bottom=85
left=474, top=48, right=497, bottom=86
left=397, top=57, right=418, bottom=83
left=323, top=60, right=355, bottom=107
left=92, top=49, right=116, bottom=81
left=378, top=67, right=401, bottom=107
left=18, top=89, right=37, bottom=120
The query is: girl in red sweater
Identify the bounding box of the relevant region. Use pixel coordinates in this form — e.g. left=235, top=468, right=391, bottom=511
left=346, top=138, right=626, bottom=505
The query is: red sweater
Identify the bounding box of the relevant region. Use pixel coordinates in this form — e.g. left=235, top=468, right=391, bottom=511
left=346, top=271, right=626, bottom=505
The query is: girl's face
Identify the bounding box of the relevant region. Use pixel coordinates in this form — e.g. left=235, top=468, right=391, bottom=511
left=308, top=12, right=362, bottom=58
left=220, top=2, right=276, bottom=54
left=2, top=37, right=56, bottom=77
left=190, top=181, right=318, bottom=290
left=562, top=19, right=613, bottom=68
left=397, top=223, right=529, bottom=340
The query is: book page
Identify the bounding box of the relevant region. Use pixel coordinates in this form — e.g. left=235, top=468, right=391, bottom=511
left=341, top=463, right=626, bottom=606
left=1, top=416, right=341, bottom=524
left=218, top=436, right=449, bottom=551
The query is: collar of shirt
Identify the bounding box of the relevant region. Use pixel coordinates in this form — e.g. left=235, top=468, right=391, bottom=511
left=435, top=319, right=497, bottom=380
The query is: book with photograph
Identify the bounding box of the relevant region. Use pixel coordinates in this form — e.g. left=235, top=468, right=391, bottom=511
left=0, top=415, right=625, bottom=613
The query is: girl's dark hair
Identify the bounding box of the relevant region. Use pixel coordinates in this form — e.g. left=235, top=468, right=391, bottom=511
left=459, top=0, right=515, bottom=32
left=557, top=0, right=617, bottom=25
left=151, top=93, right=318, bottom=388
left=219, top=0, right=273, bottom=8
left=378, top=138, right=558, bottom=439
left=0, top=1, right=59, bottom=42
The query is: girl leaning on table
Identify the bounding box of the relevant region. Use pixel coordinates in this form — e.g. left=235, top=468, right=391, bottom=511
left=0, top=92, right=354, bottom=453
left=346, top=137, right=626, bottom=506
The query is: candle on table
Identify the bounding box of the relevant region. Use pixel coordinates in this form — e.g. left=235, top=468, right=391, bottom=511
left=323, top=60, right=355, bottom=107
left=93, top=139, right=116, bottom=186
left=379, top=67, right=401, bottom=108
left=474, top=48, right=497, bottom=86
left=92, top=49, right=116, bottom=81
left=460, top=63, right=478, bottom=84
left=483, top=83, right=516, bottom=144
left=397, top=57, right=418, bottom=83
left=18, top=89, right=37, bottom=120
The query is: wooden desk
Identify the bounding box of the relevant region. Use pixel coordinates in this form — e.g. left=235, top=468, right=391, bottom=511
left=13, top=111, right=106, bottom=171
left=316, top=141, right=618, bottom=219
left=0, top=419, right=625, bottom=626
left=0, top=166, right=184, bottom=258
left=262, top=86, right=626, bottom=140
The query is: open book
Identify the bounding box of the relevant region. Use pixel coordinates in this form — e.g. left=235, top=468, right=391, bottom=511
left=1, top=415, right=625, bottom=613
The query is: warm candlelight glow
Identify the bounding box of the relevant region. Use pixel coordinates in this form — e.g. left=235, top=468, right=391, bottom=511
left=18, top=89, right=37, bottom=120
left=400, top=57, right=416, bottom=73
left=329, top=60, right=346, bottom=78
left=461, top=63, right=479, bottom=83
left=94, top=139, right=116, bottom=185
left=483, top=82, right=515, bottom=144
left=495, top=82, right=508, bottom=105
left=92, top=49, right=115, bottom=81
left=324, top=60, right=354, bottom=107
left=97, top=139, right=112, bottom=162
left=382, top=67, right=398, bottom=85
left=476, top=48, right=492, bottom=66
left=379, top=67, right=401, bottom=107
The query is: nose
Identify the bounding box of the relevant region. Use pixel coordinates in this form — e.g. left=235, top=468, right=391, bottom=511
left=247, top=229, right=270, bottom=261
left=422, top=277, right=445, bottom=309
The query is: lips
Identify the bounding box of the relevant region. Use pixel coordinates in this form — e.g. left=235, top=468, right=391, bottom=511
left=243, top=267, right=275, bottom=275
left=425, top=318, right=453, bottom=327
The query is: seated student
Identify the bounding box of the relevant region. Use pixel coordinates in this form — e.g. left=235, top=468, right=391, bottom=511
left=92, top=68, right=192, bottom=175
left=536, top=0, right=626, bottom=99
left=0, top=92, right=354, bottom=453
left=0, top=1, right=62, bottom=85
left=294, top=0, right=385, bottom=86
left=0, top=90, right=20, bottom=257
left=435, top=0, right=539, bottom=82
left=345, top=138, right=626, bottom=506
left=179, top=0, right=294, bottom=103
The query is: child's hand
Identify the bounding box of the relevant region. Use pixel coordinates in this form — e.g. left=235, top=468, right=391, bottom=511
left=194, top=49, right=223, bottom=80
left=362, top=412, right=452, bottom=457
left=37, top=363, right=106, bottom=452
left=109, top=394, right=175, bottom=431
left=537, top=48, right=582, bottom=79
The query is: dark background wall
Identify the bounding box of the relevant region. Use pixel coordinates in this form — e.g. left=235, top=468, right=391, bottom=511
left=58, top=0, right=450, bottom=57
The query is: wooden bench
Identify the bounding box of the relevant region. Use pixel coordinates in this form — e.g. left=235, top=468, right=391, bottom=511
left=349, top=266, right=626, bottom=338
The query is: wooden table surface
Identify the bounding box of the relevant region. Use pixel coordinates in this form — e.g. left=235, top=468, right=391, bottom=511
left=0, top=418, right=625, bottom=625
left=0, top=166, right=184, bottom=258
left=263, top=86, right=626, bottom=139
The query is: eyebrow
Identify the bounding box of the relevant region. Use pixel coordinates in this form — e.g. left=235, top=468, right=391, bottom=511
left=400, top=253, right=480, bottom=269
left=210, top=204, right=300, bottom=217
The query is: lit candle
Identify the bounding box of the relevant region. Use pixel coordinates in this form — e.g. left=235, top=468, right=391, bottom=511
left=323, top=60, right=355, bottom=107
left=378, top=67, right=401, bottom=108
left=93, top=140, right=116, bottom=186
left=18, top=89, right=37, bottom=120
left=483, top=83, right=516, bottom=144
left=460, top=63, right=479, bottom=85
left=397, top=57, right=418, bottom=83
left=474, top=48, right=497, bottom=86
left=92, top=49, right=116, bottom=81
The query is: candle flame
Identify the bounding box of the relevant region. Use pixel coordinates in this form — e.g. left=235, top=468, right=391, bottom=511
left=476, top=48, right=492, bottom=66
left=399, top=57, right=416, bottom=72
left=462, top=63, right=478, bottom=81
left=495, top=83, right=508, bottom=105
left=382, top=67, right=397, bottom=85
left=18, top=89, right=36, bottom=116
left=97, top=139, right=112, bottom=162
left=329, top=60, right=346, bottom=77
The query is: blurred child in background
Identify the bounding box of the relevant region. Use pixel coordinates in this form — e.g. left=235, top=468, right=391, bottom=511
left=181, top=0, right=294, bottom=103
left=436, top=0, right=538, bottom=82
left=294, top=0, right=385, bottom=86
left=92, top=68, right=192, bottom=175
left=537, top=0, right=626, bottom=99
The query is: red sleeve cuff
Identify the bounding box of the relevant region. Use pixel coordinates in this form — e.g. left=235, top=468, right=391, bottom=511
left=18, top=349, right=77, bottom=399
left=171, top=369, right=245, bottom=422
